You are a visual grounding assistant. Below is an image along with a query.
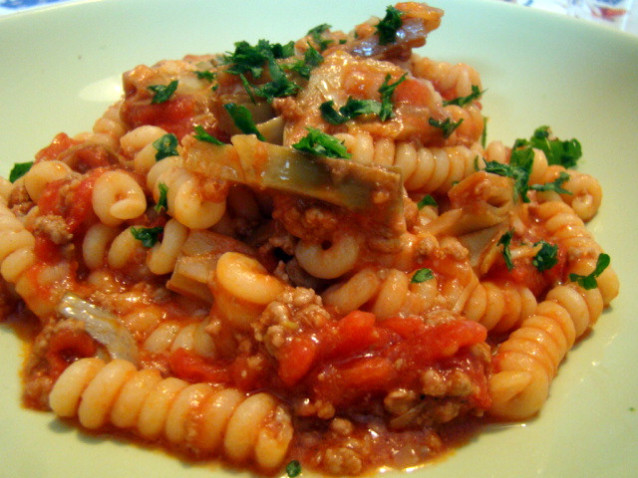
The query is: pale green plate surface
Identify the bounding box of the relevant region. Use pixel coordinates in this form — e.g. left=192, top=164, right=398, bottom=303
left=1, top=0, right=637, bottom=476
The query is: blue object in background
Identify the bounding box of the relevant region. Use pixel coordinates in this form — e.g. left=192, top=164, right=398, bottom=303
left=0, top=0, right=64, bottom=9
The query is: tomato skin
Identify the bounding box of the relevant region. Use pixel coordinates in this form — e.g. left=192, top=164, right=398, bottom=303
left=37, top=169, right=101, bottom=235
left=121, top=96, right=196, bottom=140
left=278, top=335, right=317, bottom=387
left=169, top=348, right=230, bottom=384
left=35, top=132, right=78, bottom=162
left=46, top=328, right=97, bottom=378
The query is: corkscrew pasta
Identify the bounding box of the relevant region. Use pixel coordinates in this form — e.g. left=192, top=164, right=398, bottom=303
left=0, top=3, right=619, bottom=477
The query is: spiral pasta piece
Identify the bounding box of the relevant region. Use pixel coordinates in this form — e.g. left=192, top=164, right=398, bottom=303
left=147, top=157, right=226, bottom=229
left=49, top=358, right=293, bottom=470
left=143, top=319, right=216, bottom=358
left=92, top=170, right=147, bottom=226
left=488, top=278, right=609, bottom=420
left=410, top=55, right=482, bottom=100
left=322, top=267, right=439, bottom=318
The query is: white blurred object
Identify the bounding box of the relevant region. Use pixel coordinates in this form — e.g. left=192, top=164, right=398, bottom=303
left=572, top=0, right=635, bottom=30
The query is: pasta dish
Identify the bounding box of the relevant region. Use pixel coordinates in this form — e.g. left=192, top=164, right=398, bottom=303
left=0, top=2, right=619, bottom=476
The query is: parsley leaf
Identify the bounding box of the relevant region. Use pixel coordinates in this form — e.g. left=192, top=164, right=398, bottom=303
left=193, top=125, right=224, bottom=145
left=130, top=226, right=163, bottom=248
left=429, top=117, right=464, bottom=139
left=155, top=183, right=169, bottom=213
left=9, top=161, right=33, bottom=182
left=376, top=5, right=404, bottom=45
left=529, top=171, right=571, bottom=195
left=292, top=127, right=351, bottom=159
left=153, top=133, right=179, bottom=160
left=411, top=268, right=434, bottom=283
left=253, top=58, right=300, bottom=102
left=224, top=39, right=294, bottom=78
left=378, top=73, right=407, bottom=121
left=532, top=241, right=559, bottom=272
left=320, top=98, right=382, bottom=125
left=195, top=70, right=216, bottom=82
left=443, top=85, right=485, bottom=107
left=283, top=44, right=324, bottom=80
left=224, top=103, right=266, bottom=141
left=416, top=195, right=438, bottom=209
left=498, top=230, right=515, bottom=271
left=148, top=80, right=178, bottom=104
left=286, top=460, right=302, bottom=478
left=514, top=126, right=582, bottom=168
left=569, top=253, right=610, bottom=290
left=307, top=23, right=333, bottom=51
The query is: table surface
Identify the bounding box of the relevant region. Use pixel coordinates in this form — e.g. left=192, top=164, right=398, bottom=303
left=1, top=0, right=637, bottom=35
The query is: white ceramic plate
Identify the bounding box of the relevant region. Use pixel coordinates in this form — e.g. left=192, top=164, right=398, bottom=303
left=1, top=0, right=637, bottom=477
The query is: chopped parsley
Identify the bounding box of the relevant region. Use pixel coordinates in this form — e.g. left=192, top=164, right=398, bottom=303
left=443, top=85, right=485, bottom=107
left=292, top=127, right=351, bottom=159
left=153, top=133, right=179, bottom=160
left=224, top=39, right=295, bottom=78
left=195, top=70, right=216, bottom=82
left=9, top=161, right=33, bottom=182
left=378, top=73, right=407, bottom=121
left=429, top=117, right=464, bottom=139
left=376, top=5, right=404, bottom=45
left=320, top=98, right=382, bottom=125
left=498, top=230, right=515, bottom=271
left=569, top=253, right=610, bottom=290
left=411, top=268, right=434, bottom=283
left=532, top=241, right=559, bottom=272
left=224, top=103, right=266, bottom=141
left=148, top=80, right=178, bottom=104
left=513, top=126, right=582, bottom=169
left=320, top=73, right=406, bottom=124
left=251, top=58, right=300, bottom=102
left=416, top=194, right=438, bottom=209
left=130, top=226, right=163, bottom=248
left=154, top=183, right=169, bottom=213
left=286, top=460, right=302, bottom=478
left=307, top=23, right=333, bottom=51
left=193, top=125, right=224, bottom=145
left=283, top=44, right=324, bottom=80
left=529, top=171, right=571, bottom=195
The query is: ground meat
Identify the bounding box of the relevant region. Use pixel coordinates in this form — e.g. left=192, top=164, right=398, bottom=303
left=253, top=287, right=330, bottom=357
left=271, top=193, right=340, bottom=243
left=33, top=214, right=73, bottom=244
left=7, top=183, right=34, bottom=216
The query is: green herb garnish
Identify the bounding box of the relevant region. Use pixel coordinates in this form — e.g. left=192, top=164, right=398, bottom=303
left=224, top=39, right=294, bottom=78
left=307, top=23, right=333, bottom=51
left=498, top=230, right=515, bottom=271
left=443, top=85, right=485, bottom=107
left=378, top=73, right=407, bottom=121
left=195, top=70, right=216, bottom=82
left=569, top=253, right=610, bottom=290
left=529, top=171, right=571, bottom=195
left=130, top=226, right=163, bottom=248
left=376, top=5, right=404, bottom=45
left=292, top=127, right=351, bottom=159
left=411, top=268, right=434, bottom=283
left=153, top=134, right=179, bottom=160
left=532, top=241, right=559, bottom=272
left=154, top=183, right=169, bottom=213
left=286, top=460, right=302, bottom=478
left=194, top=125, right=224, bottom=145
left=320, top=98, right=382, bottom=125
left=514, top=126, right=582, bottom=169
left=148, top=80, right=178, bottom=104
left=429, top=117, right=464, bottom=139
left=224, top=103, right=266, bottom=141
left=416, top=195, right=438, bottom=209
left=283, top=44, right=324, bottom=79
left=9, top=161, right=33, bottom=183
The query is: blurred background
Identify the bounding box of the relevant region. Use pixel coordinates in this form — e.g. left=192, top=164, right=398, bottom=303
left=1, top=0, right=636, bottom=34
